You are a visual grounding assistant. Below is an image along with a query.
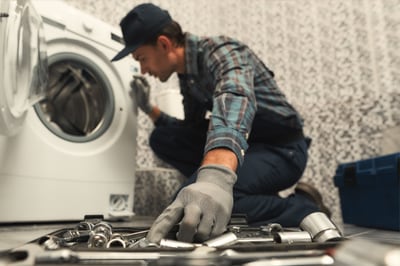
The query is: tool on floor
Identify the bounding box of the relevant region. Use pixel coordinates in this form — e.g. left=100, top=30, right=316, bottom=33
left=300, top=212, right=343, bottom=242
left=33, top=214, right=343, bottom=252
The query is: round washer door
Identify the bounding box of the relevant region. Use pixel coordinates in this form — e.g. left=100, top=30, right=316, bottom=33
left=0, top=0, right=48, bottom=136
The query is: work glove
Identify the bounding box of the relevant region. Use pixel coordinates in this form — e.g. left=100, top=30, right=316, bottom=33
left=146, top=164, right=237, bottom=243
left=129, top=75, right=153, bottom=114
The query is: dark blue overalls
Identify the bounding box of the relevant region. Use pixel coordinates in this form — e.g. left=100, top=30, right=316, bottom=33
left=149, top=113, right=319, bottom=227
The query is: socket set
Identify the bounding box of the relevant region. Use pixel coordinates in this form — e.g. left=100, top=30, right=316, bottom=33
left=2, top=215, right=342, bottom=266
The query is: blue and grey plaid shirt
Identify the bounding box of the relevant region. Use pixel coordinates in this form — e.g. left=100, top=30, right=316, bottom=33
left=155, top=33, right=303, bottom=165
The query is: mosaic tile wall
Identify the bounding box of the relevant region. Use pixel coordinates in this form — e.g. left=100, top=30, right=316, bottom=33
left=64, top=0, right=400, bottom=224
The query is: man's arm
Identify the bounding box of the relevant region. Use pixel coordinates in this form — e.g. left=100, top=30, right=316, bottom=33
left=130, top=77, right=184, bottom=126
left=202, top=148, right=238, bottom=172
left=146, top=147, right=238, bottom=244
left=147, top=106, right=161, bottom=122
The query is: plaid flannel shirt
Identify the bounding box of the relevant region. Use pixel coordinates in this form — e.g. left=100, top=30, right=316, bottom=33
left=155, top=33, right=303, bottom=165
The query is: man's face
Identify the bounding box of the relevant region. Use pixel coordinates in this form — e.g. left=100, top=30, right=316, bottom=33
left=132, top=41, right=174, bottom=82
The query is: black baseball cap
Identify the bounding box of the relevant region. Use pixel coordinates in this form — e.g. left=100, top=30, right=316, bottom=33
left=111, top=3, right=172, bottom=61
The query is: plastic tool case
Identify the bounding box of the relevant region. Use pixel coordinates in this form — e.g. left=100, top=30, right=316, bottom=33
left=334, top=152, right=400, bottom=231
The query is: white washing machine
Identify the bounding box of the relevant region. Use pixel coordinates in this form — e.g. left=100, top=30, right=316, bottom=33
left=0, top=0, right=139, bottom=222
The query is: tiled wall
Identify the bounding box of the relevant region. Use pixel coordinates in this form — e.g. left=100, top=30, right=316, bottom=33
left=65, top=0, right=400, bottom=224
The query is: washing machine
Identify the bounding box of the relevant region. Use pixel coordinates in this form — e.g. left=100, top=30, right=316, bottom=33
left=0, top=0, right=139, bottom=222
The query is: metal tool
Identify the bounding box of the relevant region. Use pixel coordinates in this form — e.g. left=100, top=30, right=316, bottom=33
left=203, top=232, right=238, bottom=247
left=88, top=222, right=113, bottom=248
left=242, top=255, right=334, bottom=266
left=122, top=229, right=150, bottom=242
left=32, top=244, right=335, bottom=265
left=300, top=212, right=343, bottom=242
left=204, top=231, right=277, bottom=247
left=75, top=221, right=95, bottom=231
left=228, top=223, right=284, bottom=239
left=34, top=248, right=161, bottom=264
left=274, top=231, right=312, bottom=244
left=106, top=234, right=127, bottom=248
left=37, top=235, right=65, bottom=250
left=160, top=239, right=198, bottom=248
left=260, top=223, right=284, bottom=234
left=81, top=221, right=150, bottom=248
left=35, top=219, right=340, bottom=252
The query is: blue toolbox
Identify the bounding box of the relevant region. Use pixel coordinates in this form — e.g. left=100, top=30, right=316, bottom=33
left=334, top=152, right=400, bottom=231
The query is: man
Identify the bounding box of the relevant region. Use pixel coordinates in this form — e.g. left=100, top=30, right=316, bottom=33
left=112, top=3, right=337, bottom=244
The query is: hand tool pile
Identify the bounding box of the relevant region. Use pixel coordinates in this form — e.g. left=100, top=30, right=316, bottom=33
left=2, top=216, right=398, bottom=266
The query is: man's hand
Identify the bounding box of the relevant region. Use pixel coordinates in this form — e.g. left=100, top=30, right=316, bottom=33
left=129, top=75, right=153, bottom=114
left=146, top=164, right=237, bottom=243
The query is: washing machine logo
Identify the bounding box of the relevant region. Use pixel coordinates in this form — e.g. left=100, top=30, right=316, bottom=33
left=109, top=194, right=129, bottom=212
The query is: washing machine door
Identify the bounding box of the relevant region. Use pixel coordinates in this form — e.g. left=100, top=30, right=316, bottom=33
left=0, top=0, right=48, bottom=136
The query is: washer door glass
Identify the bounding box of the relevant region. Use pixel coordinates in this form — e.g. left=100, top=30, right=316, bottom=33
left=0, top=0, right=48, bottom=136
left=34, top=53, right=115, bottom=143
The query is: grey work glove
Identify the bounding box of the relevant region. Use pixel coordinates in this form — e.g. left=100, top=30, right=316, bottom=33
left=129, top=75, right=153, bottom=114
left=146, top=164, right=237, bottom=243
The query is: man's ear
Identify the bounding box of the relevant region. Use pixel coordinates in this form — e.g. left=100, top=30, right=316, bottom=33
left=157, top=35, right=173, bottom=52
